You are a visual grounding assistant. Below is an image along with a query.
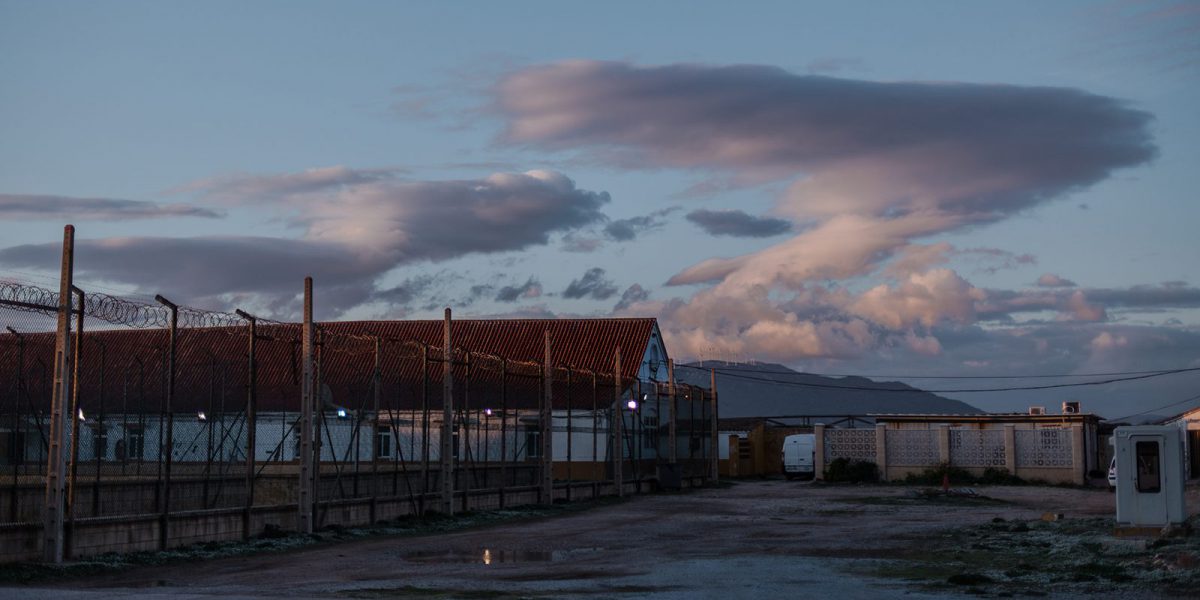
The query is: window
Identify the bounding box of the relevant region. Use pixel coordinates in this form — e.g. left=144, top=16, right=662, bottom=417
left=1, top=432, right=25, bottom=465
left=1135, top=441, right=1161, bottom=493
left=525, top=430, right=541, bottom=459
left=374, top=432, right=393, bottom=458
left=124, top=426, right=144, bottom=461
left=91, top=425, right=108, bottom=460
left=642, top=417, right=659, bottom=450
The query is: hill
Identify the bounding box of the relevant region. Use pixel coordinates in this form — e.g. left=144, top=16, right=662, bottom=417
left=674, top=361, right=983, bottom=418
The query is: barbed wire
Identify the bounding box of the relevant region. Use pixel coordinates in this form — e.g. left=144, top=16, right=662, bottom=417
left=2, top=279, right=678, bottom=389
left=0, top=280, right=249, bottom=328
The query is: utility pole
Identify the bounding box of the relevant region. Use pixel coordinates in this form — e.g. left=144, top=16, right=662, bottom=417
left=44, top=224, right=74, bottom=563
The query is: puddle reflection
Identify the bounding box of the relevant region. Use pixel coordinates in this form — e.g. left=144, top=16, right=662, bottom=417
left=405, top=548, right=555, bottom=565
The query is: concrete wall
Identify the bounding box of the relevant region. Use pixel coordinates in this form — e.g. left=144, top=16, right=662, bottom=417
left=0, top=473, right=710, bottom=564
left=816, top=423, right=1088, bottom=485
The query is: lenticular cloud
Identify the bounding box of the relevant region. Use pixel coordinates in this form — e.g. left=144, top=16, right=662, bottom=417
left=497, top=60, right=1159, bottom=361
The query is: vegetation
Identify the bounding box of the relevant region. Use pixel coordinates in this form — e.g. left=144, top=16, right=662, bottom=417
left=903, top=463, right=1025, bottom=486
left=823, top=458, right=880, bottom=483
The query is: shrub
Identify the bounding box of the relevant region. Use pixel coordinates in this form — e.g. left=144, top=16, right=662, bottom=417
left=904, top=464, right=1026, bottom=486
left=824, top=457, right=880, bottom=483
left=904, top=462, right=972, bottom=486
left=979, top=467, right=1024, bottom=485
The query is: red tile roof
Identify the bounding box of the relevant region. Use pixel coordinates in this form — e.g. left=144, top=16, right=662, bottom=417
left=2, top=318, right=660, bottom=415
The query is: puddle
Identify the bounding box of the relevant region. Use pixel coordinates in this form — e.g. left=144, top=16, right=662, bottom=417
left=405, top=548, right=554, bottom=565
left=404, top=547, right=603, bottom=565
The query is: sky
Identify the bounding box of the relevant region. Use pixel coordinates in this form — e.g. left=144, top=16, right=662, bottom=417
left=2, top=0, right=1199, bottom=418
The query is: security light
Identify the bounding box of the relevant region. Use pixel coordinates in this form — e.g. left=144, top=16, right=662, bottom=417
left=77, top=408, right=85, bottom=421
left=626, top=399, right=638, bottom=410
left=484, top=408, right=493, bottom=416
left=336, top=408, right=348, bottom=419
left=197, top=411, right=207, bottom=421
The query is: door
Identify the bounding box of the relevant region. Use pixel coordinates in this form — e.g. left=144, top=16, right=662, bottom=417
left=1128, top=436, right=1168, bottom=525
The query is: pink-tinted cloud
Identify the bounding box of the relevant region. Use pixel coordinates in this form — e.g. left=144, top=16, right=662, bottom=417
left=1037, top=273, right=1078, bottom=287
left=498, top=61, right=1161, bottom=367
left=1, top=170, right=610, bottom=317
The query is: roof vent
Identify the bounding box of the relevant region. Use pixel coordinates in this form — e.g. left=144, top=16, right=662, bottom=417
left=1062, top=401, right=1080, bottom=414
left=1028, top=406, right=1046, bottom=416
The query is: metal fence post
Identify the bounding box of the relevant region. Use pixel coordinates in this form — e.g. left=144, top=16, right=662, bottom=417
left=235, top=309, right=257, bottom=539
left=441, top=308, right=454, bottom=515
left=668, top=359, right=677, bottom=465
left=371, top=335, right=381, bottom=521
left=65, top=286, right=84, bottom=556
left=44, top=224, right=74, bottom=564
left=710, top=368, right=718, bottom=483
left=298, top=278, right=314, bottom=534
left=612, top=346, right=623, bottom=497
left=154, top=295, right=178, bottom=549
left=541, top=331, right=553, bottom=505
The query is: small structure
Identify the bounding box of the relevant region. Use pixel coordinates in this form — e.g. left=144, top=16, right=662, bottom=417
left=1113, top=425, right=1188, bottom=528
left=1159, top=406, right=1200, bottom=479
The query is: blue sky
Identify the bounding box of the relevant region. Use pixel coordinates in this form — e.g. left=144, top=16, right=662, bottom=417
left=2, top=1, right=1199, bottom=417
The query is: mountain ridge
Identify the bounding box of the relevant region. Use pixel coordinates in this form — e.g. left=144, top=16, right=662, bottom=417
left=674, top=360, right=983, bottom=418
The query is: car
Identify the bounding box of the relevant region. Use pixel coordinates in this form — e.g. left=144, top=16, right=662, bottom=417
left=1107, top=456, right=1117, bottom=491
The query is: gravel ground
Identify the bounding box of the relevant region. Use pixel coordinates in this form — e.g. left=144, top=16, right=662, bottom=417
left=2, top=481, right=1197, bottom=599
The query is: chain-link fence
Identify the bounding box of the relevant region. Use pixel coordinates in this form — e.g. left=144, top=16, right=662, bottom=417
left=1, top=265, right=714, bottom=562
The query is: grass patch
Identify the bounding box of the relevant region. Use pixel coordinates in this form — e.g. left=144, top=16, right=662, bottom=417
left=866, top=513, right=1200, bottom=596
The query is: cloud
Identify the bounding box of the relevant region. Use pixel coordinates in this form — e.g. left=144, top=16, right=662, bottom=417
left=168, top=165, right=406, bottom=202
left=0, top=170, right=610, bottom=317
left=495, top=277, right=542, bottom=302
left=0, top=236, right=377, bottom=316
left=613, top=283, right=650, bottom=312
left=850, top=269, right=986, bottom=330
left=685, top=209, right=792, bottom=238
left=604, top=207, right=678, bottom=241
left=498, top=62, right=1153, bottom=213
left=1037, top=273, right=1078, bottom=287
left=0, top=194, right=221, bottom=221
left=1090, top=331, right=1129, bottom=351
left=374, top=275, right=437, bottom=306
left=560, top=233, right=604, bottom=253
left=499, top=60, right=1161, bottom=367
left=563, top=267, right=619, bottom=300
left=977, top=282, right=1200, bottom=322
left=498, top=60, right=1154, bottom=290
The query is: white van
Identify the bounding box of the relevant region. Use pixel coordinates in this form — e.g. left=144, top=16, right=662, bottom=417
left=781, top=433, right=816, bottom=480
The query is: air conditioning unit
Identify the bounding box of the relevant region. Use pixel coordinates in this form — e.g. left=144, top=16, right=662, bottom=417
left=1028, top=406, right=1046, bottom=415
left=1062, top=401, right=1080, bottom=415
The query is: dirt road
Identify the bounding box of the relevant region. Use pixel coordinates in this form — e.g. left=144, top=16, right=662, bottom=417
left=4, top=481, right=1197, bottom=599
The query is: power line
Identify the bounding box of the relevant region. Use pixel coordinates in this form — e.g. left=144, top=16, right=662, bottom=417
left=678, top=362, right=1197, bottom=380
left=683, top=365, right=1200, bottom=394
left=1107, top=393, right=1200, bottom=423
